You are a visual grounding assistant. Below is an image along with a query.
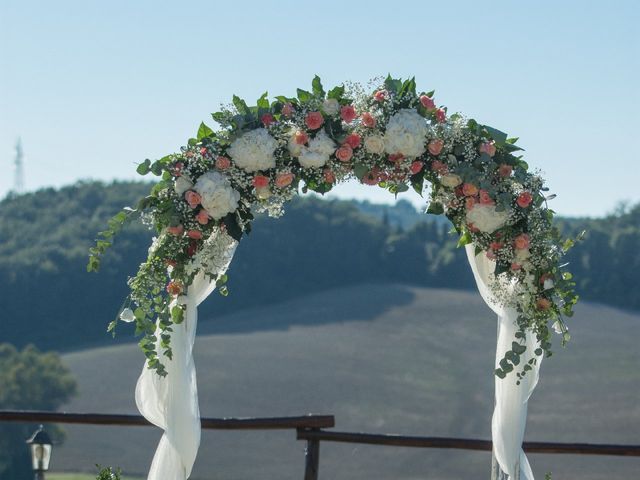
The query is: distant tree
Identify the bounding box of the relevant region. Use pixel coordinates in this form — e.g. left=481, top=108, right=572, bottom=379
left=0, top=344, right=77, bottom=480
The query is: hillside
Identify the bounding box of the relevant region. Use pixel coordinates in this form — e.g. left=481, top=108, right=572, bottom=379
left=54, top=285, right=640, bottom=480
left=1, top=181, right=639, bottom=355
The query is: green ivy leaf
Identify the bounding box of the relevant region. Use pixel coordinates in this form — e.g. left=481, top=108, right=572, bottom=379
left=311, top=75, right=325, bottom=97
left=136, top=159, right=151, bottom=175
left=296, top=89, right=312, bottom=103
left=327, top=85, right=345, bottom=100
left=197, top=122, right=214, bottom=140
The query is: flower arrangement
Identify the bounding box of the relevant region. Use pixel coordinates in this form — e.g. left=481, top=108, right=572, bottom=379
left=89, top=75, right=580, bottom=380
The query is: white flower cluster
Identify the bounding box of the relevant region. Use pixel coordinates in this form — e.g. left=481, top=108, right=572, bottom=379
left=194, top=170, right=240, bottom=220
left=289, top=130, right=336, bottom=169
left=465, top=204, right=510, bottom=233
left=185, top=228, right=238, bottom=278
left=228, top=128, right=278, bottom=172
left=384, top=109, right=429, bottom=157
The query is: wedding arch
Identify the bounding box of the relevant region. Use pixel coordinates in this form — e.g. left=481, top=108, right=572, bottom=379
left=89, top=76, right=579, bottom=480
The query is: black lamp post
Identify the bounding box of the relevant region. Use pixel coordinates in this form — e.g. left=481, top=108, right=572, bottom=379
left=26, top=425, right=52, bottom=480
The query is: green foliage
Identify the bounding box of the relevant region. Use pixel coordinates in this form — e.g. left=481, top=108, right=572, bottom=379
left=95, top=465, right=122, bottom=480
left=0, top=344, right=77, bottom=479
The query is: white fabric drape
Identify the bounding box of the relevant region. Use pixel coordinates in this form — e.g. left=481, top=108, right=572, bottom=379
left=136, top=239, right=237, bottom=480
left=465, top=244, right=541, bottom=480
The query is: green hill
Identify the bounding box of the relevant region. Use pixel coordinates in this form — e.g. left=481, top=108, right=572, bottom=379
left=1, top=181, right=639, bottom=356
left=53, top=284, right=640, bottom=480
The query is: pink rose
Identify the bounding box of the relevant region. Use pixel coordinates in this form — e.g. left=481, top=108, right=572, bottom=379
left=486, top=250, right=497, bottom=260
left=362, top=171, right=379, bottom=185
left=344, top=133, right=361, bottom=149
left=340, top=105, right=357, bottom=123
left=294, top=130, right=309, bottom=145
left=517, top=191, right=533, bottom=208
left=513, top=233, right=530, bottom=250
left=478, top=189, right=494, bottom=205
left=187, top=240, right=198, bottom=257
left=275, top=172, right=295, bottom=188
left=167, top=225, right=184, bottom=235
left=200, top=147, right=208, bottom=156
left=498, top=164, right=513, bottom=177
left=435, top=108, right=446, bottom=123
left=361, top=112, right=376, bottom=128
left=172, top=162, right=184, bottom=177
left=215, top=156, right=231, bottom=170
left=479, top=141, right=496, bottom=157
left=410, top=161, right=423, bottom=175
left=323, top=169, right=336, bottom=184
left=419, top=95, right=435, bottom=110
left=305, top=111, right=324, bottom=130
left=187, top=229, right=203, bottom=240
left=388, top=153, right=404, bottom=163
left=467, top=223, right=480, bottom=233
left=261, top=113, right=274, bottom=127
left=335, top=144, right=353, bottom=162
left=511, top=263, right=522, bottom=271
left=462, top=183, right=479, bottom=197
left=184, top=190, right=201, bottom=209
left=428, top=139, right=444, bottom=156
left=431, top=160, right=448, bottom=175
left=196, top=210, right=210, bottom=225
left=374, top=90, right=387, bottom=102
left=282, top=103, right=294, bottom=117
left=252, top=175, right=270, bottom=188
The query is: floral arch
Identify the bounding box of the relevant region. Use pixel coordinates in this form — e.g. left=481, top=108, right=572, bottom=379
left=90, top=76, right=578, bottom=480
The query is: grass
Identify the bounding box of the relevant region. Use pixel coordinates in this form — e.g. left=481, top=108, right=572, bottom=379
left=50, top=474, right=141, bottom=480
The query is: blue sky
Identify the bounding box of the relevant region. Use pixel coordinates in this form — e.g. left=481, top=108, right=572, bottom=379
left=1, top=0, right=638, bottom=217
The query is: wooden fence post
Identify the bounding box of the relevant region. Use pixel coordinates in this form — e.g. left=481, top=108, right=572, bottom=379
left=303, top=429, right=320, bottom=480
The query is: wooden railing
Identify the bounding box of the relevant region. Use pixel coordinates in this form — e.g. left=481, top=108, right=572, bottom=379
left=2, top=410, right=639, bottom=480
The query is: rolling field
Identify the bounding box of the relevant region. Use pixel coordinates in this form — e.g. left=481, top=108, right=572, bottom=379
left=53, top=285, right=640, bottom=479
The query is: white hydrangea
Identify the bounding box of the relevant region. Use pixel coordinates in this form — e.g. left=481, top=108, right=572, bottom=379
left=465, top=204, right=510, bottom=233
left=297, top=131, right=336, bottom=169
left=228, top=128, right=277, bottom=172
left=322, top=98, right=340, bottom=116
left=174, top=175, right=194, bottom=196
left=364, top=134, right=385, bottom=154
left=194, top=171, right=241, bottom=220
left=384, top=109, right=429, bottom=158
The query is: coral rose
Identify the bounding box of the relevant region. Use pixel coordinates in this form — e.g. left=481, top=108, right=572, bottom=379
left=252, top=175, right=270, bottom=188
left=305, top=111, right=324, bottom=130
left=498, top=164, right=513, bottom=177
left=428, top=139, right=444, bottom=156
left=479, top=189, right=494, bottom=205
left=294, top=130, right=309, bottom=145
left=196, top=210, right=210, bottom=225
left=323, top=169, right=336, bottom=184
left=184, top=190, right=201, bottom=209
left=435, top=108, right=446, bottom=123
left=361, top=112, right=376, bottom=128
left=410, top=161, right=423, bottom=175
left=420, top=95, right=435, bottom=110
left=513, top=233, right=530, bottom=250
left=536, top=297, right=551, bottom=310
left=167, top=225, right=184, bottom=235
left=340, top=105, right=357, bottom=123
left=374, top=90, right=387, bottom=102
left=479, top=142, right=496, bottom=157
left=187, top=229, right=203, bottom=240
left=344, top=133, right=361, bottom=149
left=517, top=191, right=533, bottom=208
left=215, top=156, right=231, bottom=170
left=275, top=172, right=295, bottom=188
left=172, top=162, right=184, bottom=177
left=431, top=160, right=448, bottom=175
left=335, top=144, right=353, bottom=162
left=462, top=183, right=479, bottom=197
left=261, top=113, right=274, bottom=127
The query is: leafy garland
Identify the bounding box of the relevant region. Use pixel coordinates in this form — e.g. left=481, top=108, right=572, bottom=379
left=89, top=75, right=580, bottom=381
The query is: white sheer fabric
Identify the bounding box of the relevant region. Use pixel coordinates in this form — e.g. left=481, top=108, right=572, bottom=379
left=465, top=244, right=541, bottom=479
left=136, top=239, right=237, bottom=480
